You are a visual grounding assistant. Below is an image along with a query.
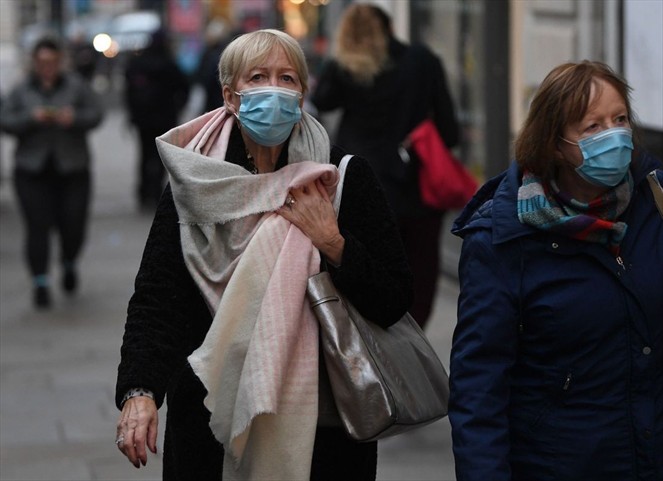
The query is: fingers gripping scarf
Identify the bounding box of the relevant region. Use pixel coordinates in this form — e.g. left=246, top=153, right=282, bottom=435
left=156, top=108, right=334, bottom=480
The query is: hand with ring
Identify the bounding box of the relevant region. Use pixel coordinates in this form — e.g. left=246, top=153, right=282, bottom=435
left=115, top=396, right=159, bottom=468
left=277, top=181, right=345, bottom=266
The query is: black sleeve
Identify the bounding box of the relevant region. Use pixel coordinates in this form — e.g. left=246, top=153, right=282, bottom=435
left=330, top=150, right=414, bottom=327
left=310, top=60, right=344, bottom=112
left=0, top=87, right=35, bottom=135
left=115, top=186, right=209, bottom=409
left=428, top=50, right=460, bottom=149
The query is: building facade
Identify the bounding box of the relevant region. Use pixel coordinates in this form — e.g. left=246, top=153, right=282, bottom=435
left=1, top=0, right=661, bottom=185
left=1, top=0, right=660, bottom=278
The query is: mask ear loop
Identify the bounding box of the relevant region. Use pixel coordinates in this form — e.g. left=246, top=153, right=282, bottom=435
left=227, top=91, right=242, bottom=122
left=559, top=136, right=578, bottom=146
left=555, top=137, right=582, bottom=176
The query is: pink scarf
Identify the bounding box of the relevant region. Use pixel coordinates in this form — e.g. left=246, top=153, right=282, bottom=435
left=157, top=108, right=335, bottom=480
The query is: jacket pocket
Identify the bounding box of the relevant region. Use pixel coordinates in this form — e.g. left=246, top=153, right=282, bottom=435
left=523, top=368, right=574, bottom=432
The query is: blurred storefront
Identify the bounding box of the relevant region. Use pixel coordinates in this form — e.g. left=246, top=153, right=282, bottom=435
left=1, top=0, right=660, bottom=172
left=392, top=0, right=661, bottom=181
left=1, top=0, right=660, bottom=279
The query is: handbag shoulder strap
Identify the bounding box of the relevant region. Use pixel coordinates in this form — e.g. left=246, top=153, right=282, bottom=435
left=647, top=169, right=663, bottom=218
left=333, top=154, right=353, bottom=217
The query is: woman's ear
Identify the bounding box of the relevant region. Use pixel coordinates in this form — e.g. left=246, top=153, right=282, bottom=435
left=222, top=85, right=236, bottom=113
left=554, top=137, right=571, bottom=162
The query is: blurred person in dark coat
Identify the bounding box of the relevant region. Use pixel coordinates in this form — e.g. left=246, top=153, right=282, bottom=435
left=194, top=18, right=233, bottom=114
left=0, top=37, right=103, bottom=308
left=68, top=28, right=99, bottom=81
left=125, top=29, right=190, bottom=210
left=311, top=4, right=460, bottom=329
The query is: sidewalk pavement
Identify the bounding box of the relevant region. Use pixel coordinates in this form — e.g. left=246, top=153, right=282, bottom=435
left=0, top=108, right=458, bottom=481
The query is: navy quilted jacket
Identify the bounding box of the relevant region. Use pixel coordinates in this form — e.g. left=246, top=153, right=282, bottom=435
left=449, top=152, right=663, bottom=481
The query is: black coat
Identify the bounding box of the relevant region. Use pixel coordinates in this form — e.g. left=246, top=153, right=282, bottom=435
left=116, top=136, right=413, bottom=479
left=194, top=40, right=229, bottom=114
left=312, top=38, right=459, bottom=218
left=124, top=46, right=190, bottom=132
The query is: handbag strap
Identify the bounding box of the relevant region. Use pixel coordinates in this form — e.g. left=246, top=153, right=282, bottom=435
left=333, top=154, right=353, bottom=217
left=647, top=169, right=663, bottom=218
left=320, top=154, right=353, bottom=272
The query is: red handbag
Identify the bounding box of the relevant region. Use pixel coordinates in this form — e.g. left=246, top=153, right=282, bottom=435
left=408, top=119, right=478, bottom=210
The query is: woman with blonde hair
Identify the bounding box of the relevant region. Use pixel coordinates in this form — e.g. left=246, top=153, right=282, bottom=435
left=333, top=3, right=389, bottom=85
left=114, top=28, right=412, bottom=480
left=312, top=4, right=460, bottom=329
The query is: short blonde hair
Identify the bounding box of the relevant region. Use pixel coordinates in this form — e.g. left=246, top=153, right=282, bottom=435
left=218, top=29, right=309, bottom=94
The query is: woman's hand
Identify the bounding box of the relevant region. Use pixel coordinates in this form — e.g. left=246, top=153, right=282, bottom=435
left=54, top=106, right=74, bottom=127
left=277, top=179, right=345, bottom=265
left=115, top=396, right=158, bottom=468
left=33, top=106, right=55, bottom=124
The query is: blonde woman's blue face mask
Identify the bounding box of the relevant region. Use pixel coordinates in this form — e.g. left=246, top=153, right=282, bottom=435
left=233, top=87, right=302, bottom=147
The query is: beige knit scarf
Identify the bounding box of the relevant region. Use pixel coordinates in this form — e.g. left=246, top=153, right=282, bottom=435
left=156, top=107, right=334, bottom=480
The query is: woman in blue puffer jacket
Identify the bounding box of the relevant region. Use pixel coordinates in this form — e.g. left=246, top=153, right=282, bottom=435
left=449, top=61, right=662, bottom=481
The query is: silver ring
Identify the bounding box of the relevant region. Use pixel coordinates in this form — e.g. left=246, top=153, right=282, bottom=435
left=286, top=195, right=296, bottom=206
left=115, top=435, right=125, bottom=446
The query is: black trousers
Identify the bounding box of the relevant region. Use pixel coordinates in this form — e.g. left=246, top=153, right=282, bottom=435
left=137, top=126, right=166, bottom=207
left=399, top=213, right=444, bottom=329
left=162, top=363, right=378, bottom=480
left=163, top=424, right=377, bottom=481
left=13, top=167, right=91, bottom=277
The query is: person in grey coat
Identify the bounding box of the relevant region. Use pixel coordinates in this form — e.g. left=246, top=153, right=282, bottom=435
left=0, top=37, right=103, bottom=308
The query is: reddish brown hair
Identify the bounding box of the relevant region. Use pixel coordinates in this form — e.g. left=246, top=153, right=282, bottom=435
left=514, top=61, right=636, bottom=181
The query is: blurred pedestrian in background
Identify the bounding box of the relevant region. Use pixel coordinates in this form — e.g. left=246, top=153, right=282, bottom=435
left=449, top=61, right=663, bottom=480
left=311, top=3, right=459, bottom=329
left=194, top=18, right=234, bottom=114
left=67, top=27, right=98, bottom=82
left=124, top=28, right=189, bottom=211
left=0, top=37, right=103, bottom=308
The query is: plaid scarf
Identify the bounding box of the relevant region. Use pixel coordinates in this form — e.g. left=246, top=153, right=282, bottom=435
left=517, top=170, right=633, bottom=256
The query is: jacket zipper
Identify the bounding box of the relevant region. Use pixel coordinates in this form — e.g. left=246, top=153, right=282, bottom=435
left=616, top=255, right=626, bottom=271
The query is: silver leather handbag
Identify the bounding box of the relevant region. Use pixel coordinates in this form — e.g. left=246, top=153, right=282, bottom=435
left=306, top=155, right=450, bottom=442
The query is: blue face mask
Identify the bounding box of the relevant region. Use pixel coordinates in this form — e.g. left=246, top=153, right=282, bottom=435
left=562, top=127, right=633, bottom=187
left=234, top=86, right=302, bottom=147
